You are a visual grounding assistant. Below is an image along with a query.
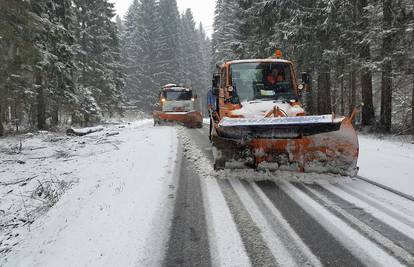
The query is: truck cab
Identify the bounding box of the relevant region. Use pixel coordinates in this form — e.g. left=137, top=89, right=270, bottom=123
left=160, top=84, right=195, bottom=113
left=153, top=84, right=203, bottom=128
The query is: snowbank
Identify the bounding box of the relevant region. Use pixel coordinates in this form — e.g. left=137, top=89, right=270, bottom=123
left=1, top=120, right=179, bottom=266
left=358, top=135, right=414, bottom=197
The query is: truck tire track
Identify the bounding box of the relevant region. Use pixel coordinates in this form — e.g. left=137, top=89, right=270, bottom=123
left=164, top=157, right=211, bottom=267
left=257, top=180, right=363, bottom=266
left=217, top=179, right=277, bottom=267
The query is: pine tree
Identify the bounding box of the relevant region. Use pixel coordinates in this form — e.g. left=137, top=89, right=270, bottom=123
left=122, top=0, right=161, bottom=111
left=197, top=23, right=213, bottom=114
left=158, top=0, right=181, bottom=85
left=358, top=0, right=375, bottom=126
left=380, top=0, right=394, bottom=132
left=73, top=0, right=124, bottom=123
left=212, top=0, right=239, bottom=63
left=179, top=9, right=202, bottom=89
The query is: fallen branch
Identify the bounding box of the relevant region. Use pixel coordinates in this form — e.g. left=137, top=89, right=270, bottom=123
left=66, top=126, right=104, bottom=137
left=105, top=132, right=120, bottom=137
left=0, top=175, right=38, bottom=186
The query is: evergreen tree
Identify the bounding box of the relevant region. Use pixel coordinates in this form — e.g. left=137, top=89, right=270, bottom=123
left=179, top=9, right=202, bottom=90
left=212, top=0, right=239, bottom=63
left=0, top=0, right=37, bottom=131
left=197, top=23, right=213, bottom=114
left=358, top=0, right=375, bottom=126
left=73, top=0, right=124, bottom=123
left=122, top=0, right=161, bottom=111
left=380, top=0, right=394, bottom=132
left=158, top=0, right=181, bottom=85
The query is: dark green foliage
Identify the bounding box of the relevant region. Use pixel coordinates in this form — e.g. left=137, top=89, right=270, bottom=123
left=212, top=0, right=414, bottom=133
left=0, top=0, right=125, bottom=132
left=120, top=0, right=212, bottom=112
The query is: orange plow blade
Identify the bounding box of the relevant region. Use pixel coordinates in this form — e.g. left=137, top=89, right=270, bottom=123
left=212, top=117, right=359, bottom=176
left=153, top=111, right=203, bottom=128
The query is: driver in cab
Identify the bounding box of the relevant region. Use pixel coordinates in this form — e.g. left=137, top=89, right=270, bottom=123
left=266, top=68, right=284, bottom=85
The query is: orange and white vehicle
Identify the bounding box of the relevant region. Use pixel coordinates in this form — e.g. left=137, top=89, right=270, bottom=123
left=208, top=52, right=359, bottom=176
left=153, top=84, right=203, bottom=128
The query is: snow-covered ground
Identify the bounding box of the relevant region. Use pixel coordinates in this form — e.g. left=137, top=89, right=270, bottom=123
left=1, top=119, right=414, bottom=266
left=0, top=120, right=179, bottom=266
left=358, top=135, right=414, bottom=197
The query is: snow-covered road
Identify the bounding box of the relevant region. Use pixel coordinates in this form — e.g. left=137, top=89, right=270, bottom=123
left=178, top=127, right=414, bottom=267
left=1, top=121, right=414, bottom=266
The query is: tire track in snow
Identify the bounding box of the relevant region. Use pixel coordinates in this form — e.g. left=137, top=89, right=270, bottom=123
left=181, top=128, right=252, bottom=266
left=283, top=182, right=405, bottom=267
left=337, top=182, right=414, bottom=229
left=231, top=179, right=319, bottom=267
left=296, top=182, right=414, bottom=266
left=164, top=157, right=211, bottom=267
left=320, top=185, right=414, bottom=250
left=200, top=177, right=251, bottom=267
left=256, top=181, right=363, bottom=266
left=180, top=127, right=414, bottom=266
left=217, top=179, right=277, bottom=266
left=248, top=182, right=323, bottom=267
left=320, top=182, right=414, bottom=243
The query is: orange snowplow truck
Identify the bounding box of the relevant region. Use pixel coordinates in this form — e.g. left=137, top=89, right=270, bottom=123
left=208, top=52, right=359, bottom=176
left=153, top=84, right=203, bottom=128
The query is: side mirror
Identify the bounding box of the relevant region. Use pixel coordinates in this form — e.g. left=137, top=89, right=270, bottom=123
left=212, top=74, right=220, bottom=89
left=301, top=73, right=311, bottom=93
left=212, top=87, right=219, bottom=96
left=301, top=73, right=311, bottom=85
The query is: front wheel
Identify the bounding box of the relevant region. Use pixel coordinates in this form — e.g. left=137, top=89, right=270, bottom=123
left=212, top=146, right=226, bottom=170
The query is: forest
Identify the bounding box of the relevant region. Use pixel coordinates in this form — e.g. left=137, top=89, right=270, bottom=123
left=0, top=0, right=211, bottom=136
left=213, top=0, right=414, bottom=134
left=0, top=0, right=413, bottom=136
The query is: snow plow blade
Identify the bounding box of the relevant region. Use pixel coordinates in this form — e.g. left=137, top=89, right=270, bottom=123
left=212, top=116, right=359, bottom=176
left=217, top=115, right=342, bottom=139
left=153, top=111, right=203, bottom=128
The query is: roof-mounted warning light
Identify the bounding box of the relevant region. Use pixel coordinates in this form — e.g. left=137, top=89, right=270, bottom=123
left=275, top=50, right=283, bottom=59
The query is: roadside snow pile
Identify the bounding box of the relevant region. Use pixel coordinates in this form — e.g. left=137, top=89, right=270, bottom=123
left=1, top=119, right=179, bottom=266
left=358, top=135, right=414, bottom=197
left=180, top=130, right=215, bottom=179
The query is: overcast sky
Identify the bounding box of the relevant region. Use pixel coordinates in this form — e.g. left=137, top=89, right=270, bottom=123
left=110, top=0, right=215, bottom=36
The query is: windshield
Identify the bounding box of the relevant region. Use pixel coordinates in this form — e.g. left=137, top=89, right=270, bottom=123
left=230, top=62, right=296, bottom=102
left=164, top=90, right=193, bottom=101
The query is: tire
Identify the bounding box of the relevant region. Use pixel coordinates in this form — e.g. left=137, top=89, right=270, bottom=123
left=209, top=118, right=213, bottom=142
left=212, top=146, right=226, bottom=170
left=214, top=159, right=226, bottom=170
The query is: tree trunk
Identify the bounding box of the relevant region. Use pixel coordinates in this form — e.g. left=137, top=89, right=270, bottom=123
left=358, top=0, right=375, bottom=126
left=412, top=75, right=414, bottom=138
left=360, top=45, right=375, bottom=126
left=332, top=85, right=337, bottom=114
left=349, top=67, right=357, bottom=115
left=0, top=103, right=4, bottom=137
left=305, top=70, right=314, bottom=115
left=380, top=61, right=392, bottom=132
left=51, top=104, right=59, bottom=126
left=317, top=62, right=332, bottom=114
left=35, top=71, right=46, bottom=130
left=380, top=0, right=393, bottom=133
